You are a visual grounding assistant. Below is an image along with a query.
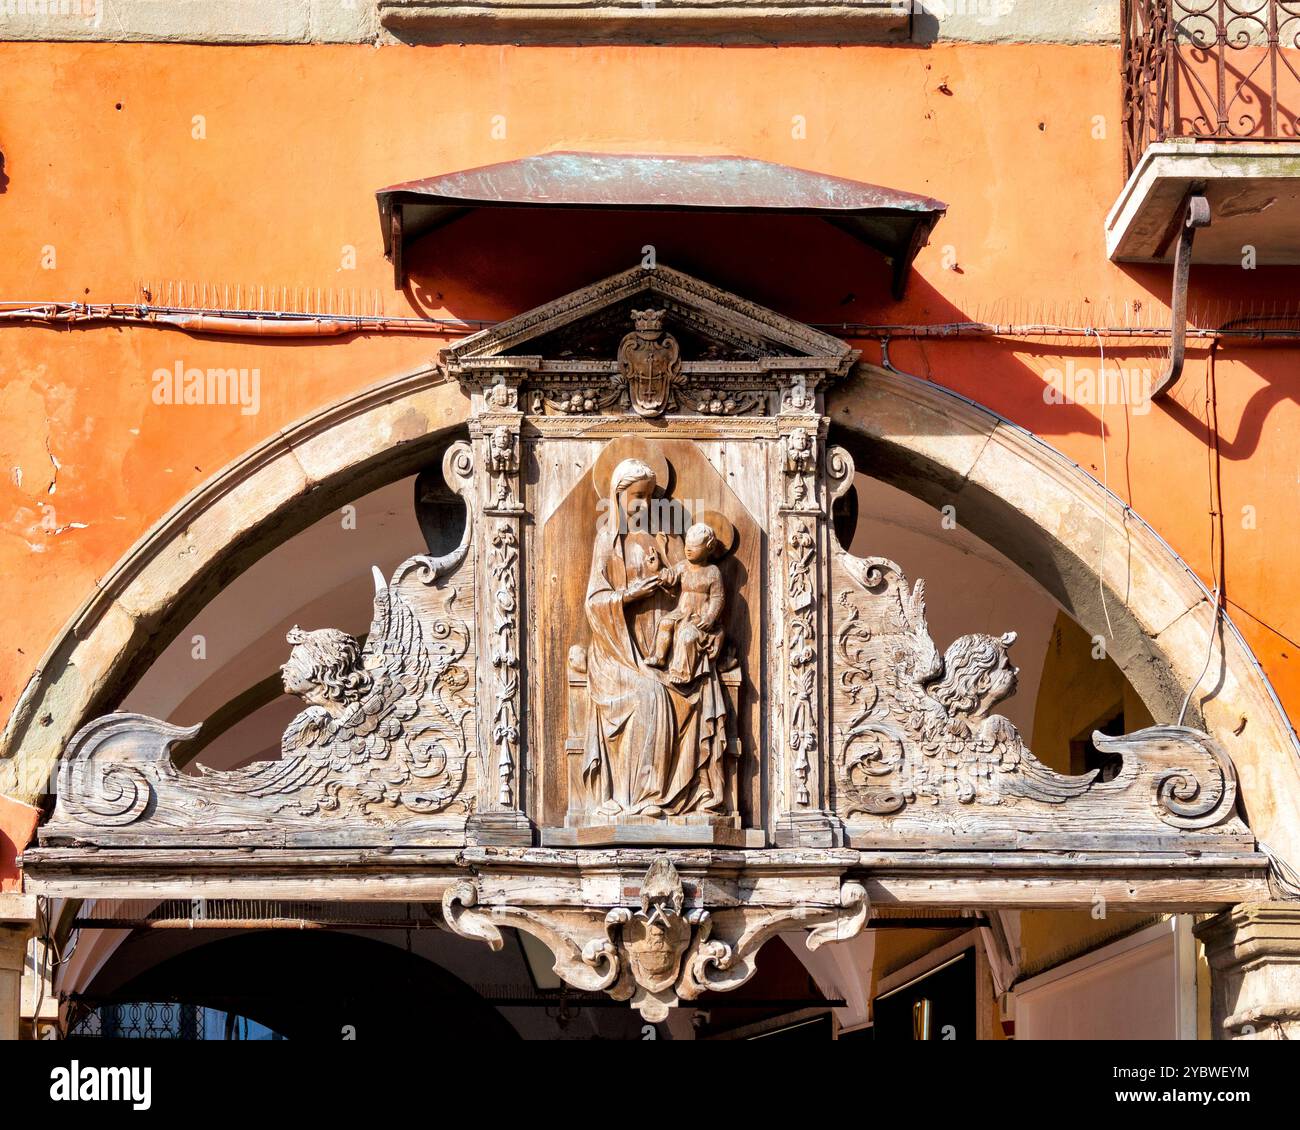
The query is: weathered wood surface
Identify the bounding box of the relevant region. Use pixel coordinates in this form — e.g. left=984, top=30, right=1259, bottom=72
left=40, top=264, right=1255, bottom=860
left=29, top=264, right=1272, bottom=1015
left=43, top=484, right=483, bottom=848
left=21, top=843, right=1270, bottom=908
left=825, top=444, right=1250, bottom=851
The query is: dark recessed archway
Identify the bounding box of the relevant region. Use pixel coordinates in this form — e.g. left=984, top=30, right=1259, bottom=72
left=83, top=930, right=519, bottom=1042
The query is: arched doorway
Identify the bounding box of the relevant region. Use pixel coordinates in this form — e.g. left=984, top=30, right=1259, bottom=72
left=5, top=366, right=1294, bottom=858
left=7, top=264, right=1287, bottom=1040
left=69, top=930, right=518, bottom=1042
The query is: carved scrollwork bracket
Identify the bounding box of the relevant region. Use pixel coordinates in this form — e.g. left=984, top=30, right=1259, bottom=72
left=441, top=855, right=869, bottom=1021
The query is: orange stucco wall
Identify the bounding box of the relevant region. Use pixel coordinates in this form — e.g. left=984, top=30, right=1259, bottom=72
left=1, top=42, right=1297, bottom=754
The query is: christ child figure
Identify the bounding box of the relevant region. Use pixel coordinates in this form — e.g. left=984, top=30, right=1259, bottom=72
left=647, top=522, right=725, bottom=686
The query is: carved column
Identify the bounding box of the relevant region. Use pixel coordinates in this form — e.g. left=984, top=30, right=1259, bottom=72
left=1197, top=900, right=1300, bottom=1039
left=772, top=373, right=840, bottom=847
left=466, top=373, right=533, bottom=845
left=0, top=895, right=36, bottom=1042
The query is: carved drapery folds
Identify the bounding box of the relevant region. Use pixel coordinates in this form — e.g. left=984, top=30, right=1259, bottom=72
left=35, top=264, right=1264, bottom=1019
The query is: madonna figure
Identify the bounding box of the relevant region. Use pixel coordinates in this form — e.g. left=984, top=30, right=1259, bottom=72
left=582, top=458, right=729, bottom=818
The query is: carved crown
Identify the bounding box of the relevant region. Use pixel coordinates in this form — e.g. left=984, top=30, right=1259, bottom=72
left=630, top=307, right=666, bottom=333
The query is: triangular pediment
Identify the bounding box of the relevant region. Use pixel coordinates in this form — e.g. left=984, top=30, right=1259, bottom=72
left=441, top=264, right=856, bottom=371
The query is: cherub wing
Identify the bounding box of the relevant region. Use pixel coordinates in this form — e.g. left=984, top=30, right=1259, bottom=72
left=364, top=566, right=427, bottom=687
left=208, top=569, right=432, bottom=802
left=983, top=716, right=1098, bottom=803
left=220, top=710, right=336, bottom=797
left=359, top=567, right=473, bottom=808
left=343, top=567, right=431, bottom=758
left=197, top=705, right=335, bottom=799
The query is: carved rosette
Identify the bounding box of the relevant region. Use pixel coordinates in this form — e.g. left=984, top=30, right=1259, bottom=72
left=441, top=854, right=869, bottom=1020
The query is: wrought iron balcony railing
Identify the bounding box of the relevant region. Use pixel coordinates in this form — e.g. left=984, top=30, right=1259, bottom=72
left=1123, top=1, right=1300, bottom=173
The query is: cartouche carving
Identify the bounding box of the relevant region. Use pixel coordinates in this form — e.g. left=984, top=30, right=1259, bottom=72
left=442, top=854, right=869, bottom=1022
left=617, top=308, right=682, bottom=418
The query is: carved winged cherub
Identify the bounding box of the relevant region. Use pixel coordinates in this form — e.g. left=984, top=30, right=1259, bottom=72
left=216, top=567, right=471, bottom=816
left=837, top=558, right=1097, bottom=809
left=918, top=630, right=1094, bottom=803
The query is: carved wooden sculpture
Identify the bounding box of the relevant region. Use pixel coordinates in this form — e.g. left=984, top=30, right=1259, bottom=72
left=824, top=443, right=1245, bottom=849
left=443, top=852, right=868, bottom=1021
left=32, top=264, right=1263, bottom=1019
left=45, top=443, right=484, bottom=846
left=574, top=456, right=736, bottom=832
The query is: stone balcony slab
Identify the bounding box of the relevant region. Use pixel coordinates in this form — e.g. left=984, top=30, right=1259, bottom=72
left=1107, top=140, right=1300, bottom=265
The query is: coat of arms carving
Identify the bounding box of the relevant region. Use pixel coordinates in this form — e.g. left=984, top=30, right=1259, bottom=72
left=616, top=307, right=681, bottom=417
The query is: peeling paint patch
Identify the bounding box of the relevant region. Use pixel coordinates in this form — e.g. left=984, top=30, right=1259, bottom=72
left=1218, top=190, right=1278, bottom=219
left=44, top=438, right=61, bottom=495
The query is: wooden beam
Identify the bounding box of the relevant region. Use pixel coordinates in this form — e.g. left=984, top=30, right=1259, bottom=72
left=20, top=846, right=1270, bottom=911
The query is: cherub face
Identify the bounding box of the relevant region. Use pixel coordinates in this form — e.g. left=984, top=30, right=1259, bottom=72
left=684, top=523, right=717, bottom=563
left=933, top=631, right=1019, bottom=720
left=281, top=643, right=322, bottom=700
left=281, top=626, right=368, bottom=708
left=987, top=649, right=1020, bottom=705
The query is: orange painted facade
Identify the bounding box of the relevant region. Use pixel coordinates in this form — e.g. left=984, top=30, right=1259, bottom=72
left=1, top=40, right=1297, bottom=761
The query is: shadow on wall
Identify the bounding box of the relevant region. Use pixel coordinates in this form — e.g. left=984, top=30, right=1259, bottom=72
left=401, top=205, right=1300, bottom=459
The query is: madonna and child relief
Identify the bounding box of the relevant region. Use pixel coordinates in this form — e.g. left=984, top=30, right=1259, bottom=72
left=574, top=453, right=742, bottom=831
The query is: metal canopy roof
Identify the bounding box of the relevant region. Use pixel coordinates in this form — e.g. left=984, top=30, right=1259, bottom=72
left=376, top=152, right=946, bottom=298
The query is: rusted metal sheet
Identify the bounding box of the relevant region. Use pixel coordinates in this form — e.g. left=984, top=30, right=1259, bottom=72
left=376, top=152, right=946, bottom=297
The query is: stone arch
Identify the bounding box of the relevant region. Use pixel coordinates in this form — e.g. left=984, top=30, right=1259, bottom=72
left=4, top=360, right=1298, bottom=864
left=0, top=366, right=469, bottom=805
